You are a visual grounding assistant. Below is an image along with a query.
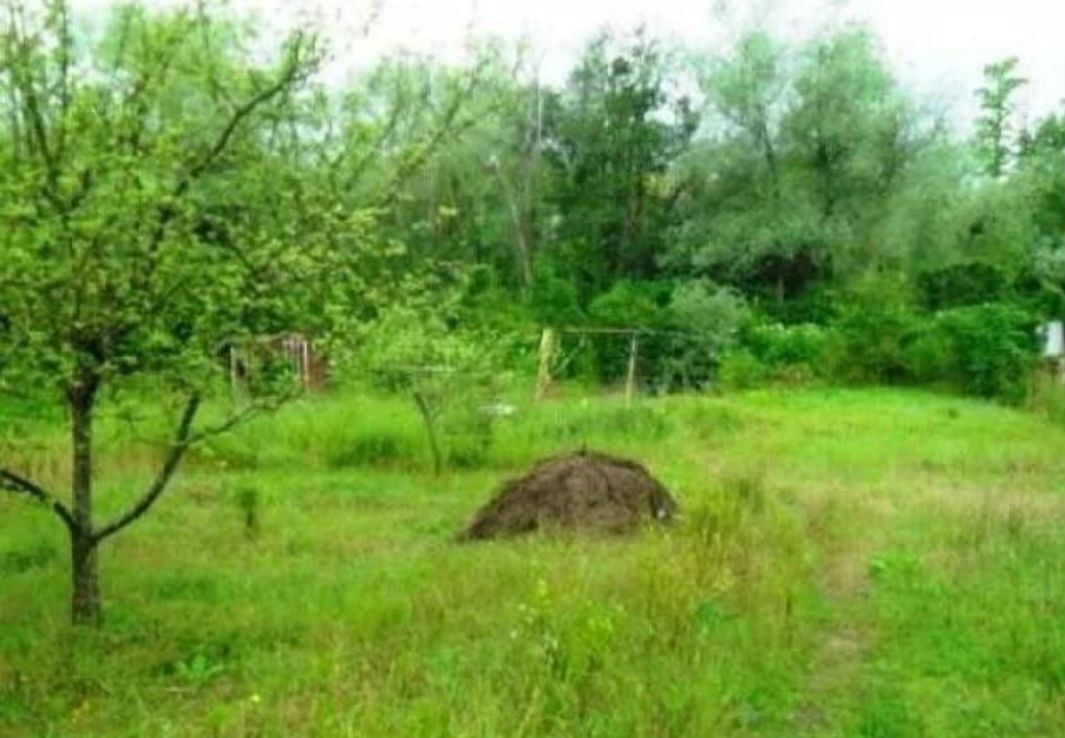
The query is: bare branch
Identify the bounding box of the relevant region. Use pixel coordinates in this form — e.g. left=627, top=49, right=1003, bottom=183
left=0, top=467, right=76, bottom=532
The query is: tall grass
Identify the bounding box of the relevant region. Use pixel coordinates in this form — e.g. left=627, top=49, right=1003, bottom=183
left=192, top=387, right=688, bottom=474
left=5, top=387, right=1065, bottom=736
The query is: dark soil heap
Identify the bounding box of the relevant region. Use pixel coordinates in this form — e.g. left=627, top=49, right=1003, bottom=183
left=460, top=450, right=678, bottom=541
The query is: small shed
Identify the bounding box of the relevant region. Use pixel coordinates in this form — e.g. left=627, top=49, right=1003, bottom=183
left=228, top=333, right=328, bottom=392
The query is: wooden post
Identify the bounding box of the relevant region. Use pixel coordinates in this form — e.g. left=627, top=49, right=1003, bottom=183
left=229, top=344, right=241, bottom=400
left=535, top=327, right=557, bottom=401
left=301, top=338, right=311, bottom=389
left=290, top=338, right=300, bottom=384
left=625, top=331, right=639, bottom=407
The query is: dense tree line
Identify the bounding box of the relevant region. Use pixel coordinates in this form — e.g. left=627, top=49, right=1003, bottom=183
left=5, top=3, right=1060, bottom=400
left=348, top=24, right=1064, bottom=399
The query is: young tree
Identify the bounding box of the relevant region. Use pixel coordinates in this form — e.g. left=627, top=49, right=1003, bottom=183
left=679, top=31, right=828, bottom=305
left=784, top=29, right=910, bottom=276
left=975, top=57, right=1027, bottom=178
left=678, top=28, right=918, bottom=305
left=358, top=297, right=507, bottom=476
left=1018, top=111, right=1065, bottom=248
left=544, top=30, right=695, bottom=299
left=0, top=1, right=358, bottom=625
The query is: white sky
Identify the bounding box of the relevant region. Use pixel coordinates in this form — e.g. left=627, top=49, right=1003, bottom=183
left=73, top=0, right=1065, bottom=126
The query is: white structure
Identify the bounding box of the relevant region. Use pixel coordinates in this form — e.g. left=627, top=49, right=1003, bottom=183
left=1044, top=321, right=1064, bottom=358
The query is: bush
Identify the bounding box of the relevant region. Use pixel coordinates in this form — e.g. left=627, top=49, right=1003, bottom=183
left=746, top=322, right=832, bottom=369
left=588, top=281, right=666, bottom=329
left=715, top=320, right=831, bottom=391
left=718, top=350, right=770, bottom=391
left=587, top=281, right=668, bottom=383
left=352, top=307, right=512, bottom=473
left=530, top=257, right=585, bottom=328
left=758, top=284, right=838, bottom=325
left=917, top=262, right=1009, bottom=310
left=831, top=275, right=921, bottom=383
left=912, top=303, right=1039, bottom=403
left=831, top=275, right=1037, bottom=402
left=659, top=282, right=749, bottom=389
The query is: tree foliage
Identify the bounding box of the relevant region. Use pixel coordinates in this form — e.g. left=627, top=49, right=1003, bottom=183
left=0, top=1, right=384, bottom=624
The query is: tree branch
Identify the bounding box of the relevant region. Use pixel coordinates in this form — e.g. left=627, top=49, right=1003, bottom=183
left=92, top=389, right=295, bottom=545
left=186, top=35, right=316, bottom=184
left=342, top=100, right=405, bottom=191
left=374, top=59, right=495, bottom=208
left=6, top=27, right=59, bottom=201
left=183, top=396, right=272, bottom=447
left=92, top=394, right=200, bottom=544
left=0, top=468, right=76, bottom=532
left=139, top=34, right=319, bottom=276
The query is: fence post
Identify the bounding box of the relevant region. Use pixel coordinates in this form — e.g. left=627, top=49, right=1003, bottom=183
left=301, top=338, right=311, bottom=389
left=229, top=344, right=242, bottom=401
left=536, top=327, right=558, bottom=400
left=625, top=331, right=639, bottom=407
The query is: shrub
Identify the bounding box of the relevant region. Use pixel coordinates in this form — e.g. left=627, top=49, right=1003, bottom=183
left=588, top=281, right=666, bottom=328
left=829, top=274, right=1038, bottom=401
left=530, top=257, right=585, bottom=328
left=915, top=303, right=1039, bottom=403
left=351, top=307, right=512, bottom=474
left=659, top=281, right=749, bottom=389
left=917, top=262, right=1009, bottom=310
left=746, top=322, right=831, bottom=369
left=831, top=275, right=921, bottom=383
left=716, top=321, right=831, bottom=390
left=587, top=281, right=668, bottom=383
left=758, top=284, right=838, bottom=325
left=718, top=350, right=771, bottom=391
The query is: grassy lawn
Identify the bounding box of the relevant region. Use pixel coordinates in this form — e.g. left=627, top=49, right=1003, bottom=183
left=4, top=387, right=1065, bottom=736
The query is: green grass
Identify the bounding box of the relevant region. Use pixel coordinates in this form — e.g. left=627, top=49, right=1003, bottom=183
left=5, top=386, right=1065, bottom=736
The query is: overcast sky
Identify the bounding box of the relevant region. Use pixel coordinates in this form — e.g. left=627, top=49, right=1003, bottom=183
left=74, top=0, right=1065, bottom=126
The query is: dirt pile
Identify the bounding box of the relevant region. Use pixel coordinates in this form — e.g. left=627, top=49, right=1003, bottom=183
left=460, top=450, right=678, bottom=540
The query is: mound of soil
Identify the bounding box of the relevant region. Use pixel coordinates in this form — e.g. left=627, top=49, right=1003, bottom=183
left=460, top=450, right=678, bottom=541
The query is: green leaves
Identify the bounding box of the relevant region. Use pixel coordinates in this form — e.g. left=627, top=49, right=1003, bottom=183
left=0, top=3, right=354, bottom=405
left=546, top=30, right=691, bottom=289
left=1, top=3, right=1060, bottom=410
left=975, top=57, right=1027, bottom=178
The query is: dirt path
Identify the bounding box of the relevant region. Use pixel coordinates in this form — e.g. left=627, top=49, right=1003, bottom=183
left=792, top=493, right=889, bottom=734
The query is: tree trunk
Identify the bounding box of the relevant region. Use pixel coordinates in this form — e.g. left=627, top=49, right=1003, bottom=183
left=68, top=377, right=101, bottom=626
left=493, top=166, right=533, bottom=291
left=70, top=528, right=100, bottom=626
left=412, top=391, right=443, bottom=477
